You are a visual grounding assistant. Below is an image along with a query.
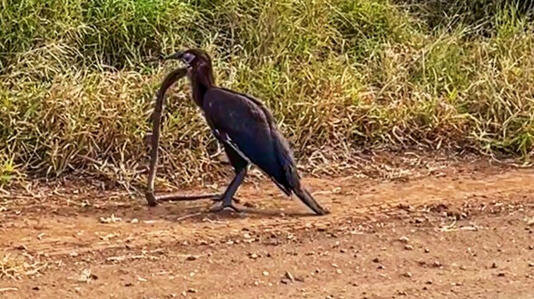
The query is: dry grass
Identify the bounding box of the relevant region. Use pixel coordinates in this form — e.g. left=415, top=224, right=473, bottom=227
left=0, top=252, right=47, bottom=280
left=0, top=0, right=533, bottom=189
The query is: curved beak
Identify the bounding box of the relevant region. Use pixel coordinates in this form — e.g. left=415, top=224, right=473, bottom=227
left=164, top=51, right=184, bottom=61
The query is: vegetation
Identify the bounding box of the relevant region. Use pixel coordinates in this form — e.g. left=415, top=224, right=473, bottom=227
left=1, top=0, right=533, bottom=188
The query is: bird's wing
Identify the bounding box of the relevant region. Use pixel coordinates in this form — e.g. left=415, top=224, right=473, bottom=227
left=204, top=88, right=298, bottom=193
left=237, top=91, right=302, bottom=185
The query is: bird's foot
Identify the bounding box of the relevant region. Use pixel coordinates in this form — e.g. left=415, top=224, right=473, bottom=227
left=209, top=201, right=244, bottom=213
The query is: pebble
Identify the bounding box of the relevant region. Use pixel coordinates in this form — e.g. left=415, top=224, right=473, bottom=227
left=372, top=257, right=380, bottom=263
left=263, top=271, right=269, bottom=276
left=397, top=290, right=408, bottom=296
left=404, top=245, right=414, bottom=251
left=402, top=272, right=412, bottom=278
left=417, top=260, right=426, bottom=266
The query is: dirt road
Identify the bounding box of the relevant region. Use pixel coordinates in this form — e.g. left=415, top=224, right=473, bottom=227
left=1, top=159, right=533, bottom=298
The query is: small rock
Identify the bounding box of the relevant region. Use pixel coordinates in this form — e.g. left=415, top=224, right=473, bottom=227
left=280, top=278, right=290, bottom=284
left=14, top=244, right=27, bottom=250
left=186, top=255, right=198, bottom=261
left=263, top=271, right=269, bottom=276
left=372, top=257, right=380, bottom=263
left=417, top=260, right=426, bottom=266
left=377, top=265, right=385, bottom=270
left=528, top=262, right=534, bottom=267
left=130, top=218, right=139, bottom=224
left=424, top=248, right=430, bottom=253
left=432, top=260, right=442, bottom=268
left=425, top=280, right=432, bottom=285
left=491, top=262, right=497, bottom=269
left=402, top=272, right=412, bottom=278
left=404, top=245, right=414, bottom=251
left=397, top=290, right=408, bottom=296
left=336, top=269, right=342, bottom=274
left=399, top=236, right=410, bottom=243
left=187, top=288, right=197, bottom=293
left=497, top=272, right=505, bottom=277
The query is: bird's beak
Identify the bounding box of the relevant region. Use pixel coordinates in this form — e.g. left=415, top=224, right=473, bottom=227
left=164, top=51, right=184, bottom=61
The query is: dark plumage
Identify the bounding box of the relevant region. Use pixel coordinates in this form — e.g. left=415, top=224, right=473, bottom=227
left=167, top=49, right=328, bottom=215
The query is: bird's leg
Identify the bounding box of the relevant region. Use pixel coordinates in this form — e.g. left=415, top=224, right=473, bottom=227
left=211, top=167, right=247, bottom=213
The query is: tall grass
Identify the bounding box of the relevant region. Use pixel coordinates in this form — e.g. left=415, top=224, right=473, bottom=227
left=0, top=0, right=533, bottom=188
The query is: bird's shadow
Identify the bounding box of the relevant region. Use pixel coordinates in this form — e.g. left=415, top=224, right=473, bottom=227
left=123, top=198, right=318, bottom=223
left=131, top=193, right=320, bottom=222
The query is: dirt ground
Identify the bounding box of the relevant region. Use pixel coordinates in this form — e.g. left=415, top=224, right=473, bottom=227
left=1, top=156, right=533, bottom=298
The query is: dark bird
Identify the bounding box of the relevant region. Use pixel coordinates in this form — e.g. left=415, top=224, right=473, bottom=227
left=165, top=49, right=328, bottom=215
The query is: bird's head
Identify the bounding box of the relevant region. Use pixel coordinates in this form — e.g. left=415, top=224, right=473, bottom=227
left=164, top=49, right=212, bottom=72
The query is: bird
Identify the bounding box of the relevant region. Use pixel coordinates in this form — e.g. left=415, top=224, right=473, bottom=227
left=164, top=49, right=329, bottom=215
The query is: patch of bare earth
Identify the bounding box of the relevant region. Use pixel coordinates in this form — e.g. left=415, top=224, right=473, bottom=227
left=0, top=158, right=533, bottom=298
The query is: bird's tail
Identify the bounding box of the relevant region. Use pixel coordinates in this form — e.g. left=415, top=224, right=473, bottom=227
left=293, top=187, right=329, bottom=215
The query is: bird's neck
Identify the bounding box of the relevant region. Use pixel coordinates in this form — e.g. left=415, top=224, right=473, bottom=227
left=190, top=65, right=215, bottom=107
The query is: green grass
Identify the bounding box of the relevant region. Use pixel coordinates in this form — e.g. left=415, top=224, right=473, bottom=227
left=0, top=0, right=533, bottom=188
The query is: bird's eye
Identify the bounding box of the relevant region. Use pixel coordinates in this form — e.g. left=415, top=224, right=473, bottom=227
left=182, top=53, right=195, bottom=64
